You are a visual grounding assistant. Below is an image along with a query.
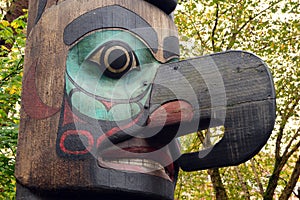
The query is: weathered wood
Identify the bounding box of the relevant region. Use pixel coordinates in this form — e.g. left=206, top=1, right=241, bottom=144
left=16, top=0, right=276, bottom=199
left=16, top=0, right=179, bottom=199
left=16, top=173, right=174, bottom=200
left=149, top=51, right=275, bottom=171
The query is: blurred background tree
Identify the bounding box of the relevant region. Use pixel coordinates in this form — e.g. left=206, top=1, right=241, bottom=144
left=0, top=0, right=299, bottom=199
left=0, top=0, right=26, bottom=198
left=174, top=0, right=299, bottom=199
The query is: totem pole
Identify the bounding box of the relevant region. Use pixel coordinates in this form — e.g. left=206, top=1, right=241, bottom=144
left=15, top=0, right=276, bottom=199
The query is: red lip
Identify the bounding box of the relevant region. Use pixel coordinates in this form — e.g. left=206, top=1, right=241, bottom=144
left=97, top=100, right=193, bottom=182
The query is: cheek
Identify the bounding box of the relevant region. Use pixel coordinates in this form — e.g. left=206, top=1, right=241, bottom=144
left=66, top=61, right=106, bottom=94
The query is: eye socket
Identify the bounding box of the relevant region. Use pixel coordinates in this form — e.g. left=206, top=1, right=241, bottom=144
left=87, top=41, right=139, bottom=79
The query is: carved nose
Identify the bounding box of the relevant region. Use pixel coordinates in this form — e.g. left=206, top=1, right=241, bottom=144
left=147, top=50, right=276, bottom=171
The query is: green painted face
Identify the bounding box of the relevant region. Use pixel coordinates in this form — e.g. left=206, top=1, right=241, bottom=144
left=66, top=30, right=160, bottom=121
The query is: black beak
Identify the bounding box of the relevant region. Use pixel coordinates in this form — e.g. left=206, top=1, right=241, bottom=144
left=148, top=50, right=276, bottom=171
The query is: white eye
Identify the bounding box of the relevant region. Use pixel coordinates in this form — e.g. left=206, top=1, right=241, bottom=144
left=87, top=41, right=139, bottom=79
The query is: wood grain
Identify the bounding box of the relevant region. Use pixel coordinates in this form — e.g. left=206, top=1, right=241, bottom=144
left=148, top=51, right=275, bottom=171
left=16, top=0, right=178, bottom=197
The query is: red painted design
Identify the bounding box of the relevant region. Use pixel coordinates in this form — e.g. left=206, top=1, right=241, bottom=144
left=60, top=130, right=94, bottom=155
left=62, top=99, right=85, bottom=126
left=96, top=114, right=142, bottom=147
left=147, top=100, right=194, bottom=127
left=101, top=100, right=115, bottom=110
left=23, top=62, right=60, bottom=119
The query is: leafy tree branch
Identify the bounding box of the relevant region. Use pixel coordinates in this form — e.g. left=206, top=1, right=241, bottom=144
left=211, top=3, right=219, bottom=52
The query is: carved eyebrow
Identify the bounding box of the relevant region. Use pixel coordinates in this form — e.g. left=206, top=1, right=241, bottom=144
left=63, top=5, right=159, bottom=53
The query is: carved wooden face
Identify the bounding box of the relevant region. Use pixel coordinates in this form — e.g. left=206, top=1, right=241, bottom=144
left=17, top=1, right=181, bottom=199
left=16, top=0, right=276, bottom=199
left=57, top=1, right=182, bottom=186
left=57, top=28, right=180, bottom=181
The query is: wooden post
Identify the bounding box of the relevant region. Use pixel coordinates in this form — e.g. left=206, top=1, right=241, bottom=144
left=16, top=1, right=179, bottom=199
left=15, top=0, right=276, bottom=199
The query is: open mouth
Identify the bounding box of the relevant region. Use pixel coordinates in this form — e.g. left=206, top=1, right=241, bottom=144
left=97, top=138, right=176, bottom=182
left=96, top=101, right=193, bottom=182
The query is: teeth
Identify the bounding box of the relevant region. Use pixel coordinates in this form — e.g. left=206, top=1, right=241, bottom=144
left=103, top=158, right=165, bottom=171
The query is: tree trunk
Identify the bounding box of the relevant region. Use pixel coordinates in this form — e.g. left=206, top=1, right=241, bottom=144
left=278, top=155, right=300, bottom=200
left=4, top=0, right=28, bottom=22
left=250, top=158, right=264, bottom=196
left=264, top=162, right=282, bottom=200
left=197, top=131, right=228, bottom=199
left=1, top=0, right=28, bottom=50
left=208, top=168, right=228, bottom=200
left=234, top=166, right=250, bottom=200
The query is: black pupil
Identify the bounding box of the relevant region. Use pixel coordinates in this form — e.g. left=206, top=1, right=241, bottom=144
left=108, top=49, right=128, bottom=70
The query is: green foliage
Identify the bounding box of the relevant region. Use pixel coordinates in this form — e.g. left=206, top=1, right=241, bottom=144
left=175, top=0, right=299, bottom=199
left=0, top=0, right=299, bottom=199
left=0, top=8, right=27, bottom=199
left=0, top=128, right=18, bottom=199
left=175, top=133, right=215, bottom=199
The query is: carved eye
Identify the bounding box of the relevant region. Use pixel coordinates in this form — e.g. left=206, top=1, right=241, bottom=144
left=88, top=41, right=139, bottom=79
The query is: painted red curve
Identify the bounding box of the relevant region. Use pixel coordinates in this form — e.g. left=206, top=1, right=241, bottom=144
left=22, top=62, right=60, bottom=119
